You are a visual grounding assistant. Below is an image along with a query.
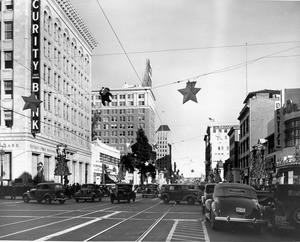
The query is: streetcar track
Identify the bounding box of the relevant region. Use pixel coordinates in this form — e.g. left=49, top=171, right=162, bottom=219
left=83, top=200, right=164, bottom=241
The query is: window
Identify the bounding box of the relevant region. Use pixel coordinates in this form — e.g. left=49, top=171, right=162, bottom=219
left=4, top=80, right=13, bottom=99
left=4, top=110, right=13, bottom=127
left=6, top=0, right=13, bottom=10
left=4, top=51, right=13, bottom=69
left=4, top=22, right=13, bottom=39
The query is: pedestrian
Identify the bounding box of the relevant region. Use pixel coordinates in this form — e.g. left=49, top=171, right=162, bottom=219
left=10, top=181, right=16, bottom=200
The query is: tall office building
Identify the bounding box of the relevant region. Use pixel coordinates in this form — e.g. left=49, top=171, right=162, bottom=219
left=0, top=0, right=97, bottom=186
left=91, top=83, right=156, bottom=154
left=238, top=89, right=280, bottom=184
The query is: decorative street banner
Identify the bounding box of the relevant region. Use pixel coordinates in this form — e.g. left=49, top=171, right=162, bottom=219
left=31, top=0, right=41, bottom=135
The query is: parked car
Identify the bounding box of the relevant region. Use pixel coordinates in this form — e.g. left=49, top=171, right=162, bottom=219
left=201, top=183, right=215, bottom=213
left=110, top=183, right=136, bottom=203
left=74, top=183, right=102, bottom=202
left=159, top=184, right=200, bottom=205
left=263, top=184, right=300, bottom=232
left=142, top=184, right=159, bottom=198
left=205, top=183, right=266, bottom=232
left=99, top=185, right=111, bottom=197
left=22, top=183, right=67, bottom=204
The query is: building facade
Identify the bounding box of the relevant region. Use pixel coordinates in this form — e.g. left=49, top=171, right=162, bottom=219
left=204, top=125, right=233, bottom=182
left=91, top=83, right=156, bottom=155
left=262, top=88, right=300, bottom=185
left=156, top=125, right=172, bottom=184
left=0, top=0, right=97, bottom=186
left=238, top=89, right=280, bottom=184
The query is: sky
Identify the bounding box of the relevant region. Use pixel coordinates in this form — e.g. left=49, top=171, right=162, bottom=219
left=70, top=0, right=300, bottom=178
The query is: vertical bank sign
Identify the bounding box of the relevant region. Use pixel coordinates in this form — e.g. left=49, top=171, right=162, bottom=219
left=31, top=0, right=41, bottom=134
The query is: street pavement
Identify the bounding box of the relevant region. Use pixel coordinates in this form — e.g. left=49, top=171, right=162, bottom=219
left=0, top=194, right=299, bottom=241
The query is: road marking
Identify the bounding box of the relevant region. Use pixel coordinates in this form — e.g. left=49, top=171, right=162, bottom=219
left=0, top=206, right=117, bottom=239
left=34, top=211, right=120, bottom=241
left=166, top=219, right=210, bottom=242
left=84, top=200, right=164, bottom=241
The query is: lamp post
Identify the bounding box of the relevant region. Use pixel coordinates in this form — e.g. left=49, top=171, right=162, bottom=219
left=0, top=147, right=5, bottom=198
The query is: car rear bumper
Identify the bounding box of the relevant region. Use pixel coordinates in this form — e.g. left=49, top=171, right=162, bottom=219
left=215, top=216, right=267, bottom=225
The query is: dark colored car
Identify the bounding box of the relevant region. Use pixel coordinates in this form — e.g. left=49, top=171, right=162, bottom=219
left=159, top=184, right=200, bottom=205
left=263, top=184, right=300, bottom=231
left=99, top=185, right=110, bottom=197
left=110, top=183, right=136, bottom=203
left=188, top=184, right=205, bottom=204
left=22, top=183, right=67, bottom=204
left=201, top=183, right=215, bottom=213
left=205, top=183, right=266, bottom=232
left=74, top=183, right=102, bottom=202
left=142, top=184, right=159, bottom=198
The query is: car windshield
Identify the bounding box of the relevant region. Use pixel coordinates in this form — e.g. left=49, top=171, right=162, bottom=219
left=147, top=184, right=158, bottom=188
left=206, top=185, right=215, bottom=193
left=117, top=184, right=132, bottom=190
left=82, top=184, right=95, bottom=189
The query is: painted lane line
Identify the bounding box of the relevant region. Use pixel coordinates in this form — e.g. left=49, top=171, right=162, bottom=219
left=166, top=220, right=179, bottom=242
left=0, top=206, right=117, bottom=239
left=202, top=221, right=210, bottom=242
left=35, top=211, right=120, bottom=241
left=83, top=200, right=163, bottom=242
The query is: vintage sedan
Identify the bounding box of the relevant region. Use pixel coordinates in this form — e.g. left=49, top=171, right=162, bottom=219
left=74, top=183, right=102, bottom=202
left=110, top=183, right=136, bottom=203
left=205, top=183, right=267, bottom=232
left=142, top=184, right=159, bottom=198
left=22, top=183, right=67, bottom=204
left=159, top=184, right=199, bottom=205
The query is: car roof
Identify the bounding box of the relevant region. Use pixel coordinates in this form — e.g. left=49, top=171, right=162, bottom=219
left=215, top=183, right=255, bottom=190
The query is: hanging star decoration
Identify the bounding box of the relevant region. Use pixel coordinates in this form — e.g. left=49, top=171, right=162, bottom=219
left=178, top=81, right=201, bottom=104
left=22, top=93, right=42, bottom=112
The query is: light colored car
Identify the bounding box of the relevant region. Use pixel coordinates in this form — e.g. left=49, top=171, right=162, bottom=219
left=205, top=183, right=267, bottom=232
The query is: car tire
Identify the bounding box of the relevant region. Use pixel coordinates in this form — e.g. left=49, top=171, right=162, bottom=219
left=75, top=199, right=79, bottom=203
left=59, top=200, right=65, bottom=204
left=202, top=205, right=205, bottom=214
left=176, top=201, right=180, bottom=204
left=292, top=207, right=300, bottom=228
left=91, top=196, right=95, bottom=203
left=23, top=195, right=30, bottom=203
left=187, top=197, right=195, bottom=205
left=99, top=196, right=102, bottom=202
left=111, top=197, right=114, bottom=204
left=127, top=198, right=130, bottom=203
left=44, top=196, right=52, bottom=204
left=163, top=195, right=169, bottom=204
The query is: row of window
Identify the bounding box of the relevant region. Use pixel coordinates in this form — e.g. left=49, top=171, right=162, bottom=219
left=94, top=115, right=145, bottom=123
left=94, top=130, right=136, bottom=137
left=43, top=9, right=90, bottom=72
left=43, top=64, right=90, bottom=110
left=93, top=108, right=146, bottom=115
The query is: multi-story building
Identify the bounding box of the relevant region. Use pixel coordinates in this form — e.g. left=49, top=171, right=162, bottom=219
left=225, top=125, right=240, bottom=182
left=238, top=89, right=280, bottom=184
left=155, top=125, right=172, bottom=184
left=263, top=88, right=300, bottom=185
left=0, top=0, right=97, bottom=186
left=91, top=83, right=156, bottom=154
left=204, top=125, right=232, bottom=182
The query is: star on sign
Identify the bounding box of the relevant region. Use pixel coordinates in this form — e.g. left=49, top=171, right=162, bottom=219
left=178, top=81, right=201, bottom=104
left=22, top=93, right=42, bottom=112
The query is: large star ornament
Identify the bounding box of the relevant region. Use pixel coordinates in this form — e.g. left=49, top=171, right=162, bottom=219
left=22, top=93, right=42, bottom=112
left=178, top=81, right=201, bottom=104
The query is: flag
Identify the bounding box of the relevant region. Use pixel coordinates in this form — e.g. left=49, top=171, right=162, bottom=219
left=209, top=117, right=215, bottom=122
